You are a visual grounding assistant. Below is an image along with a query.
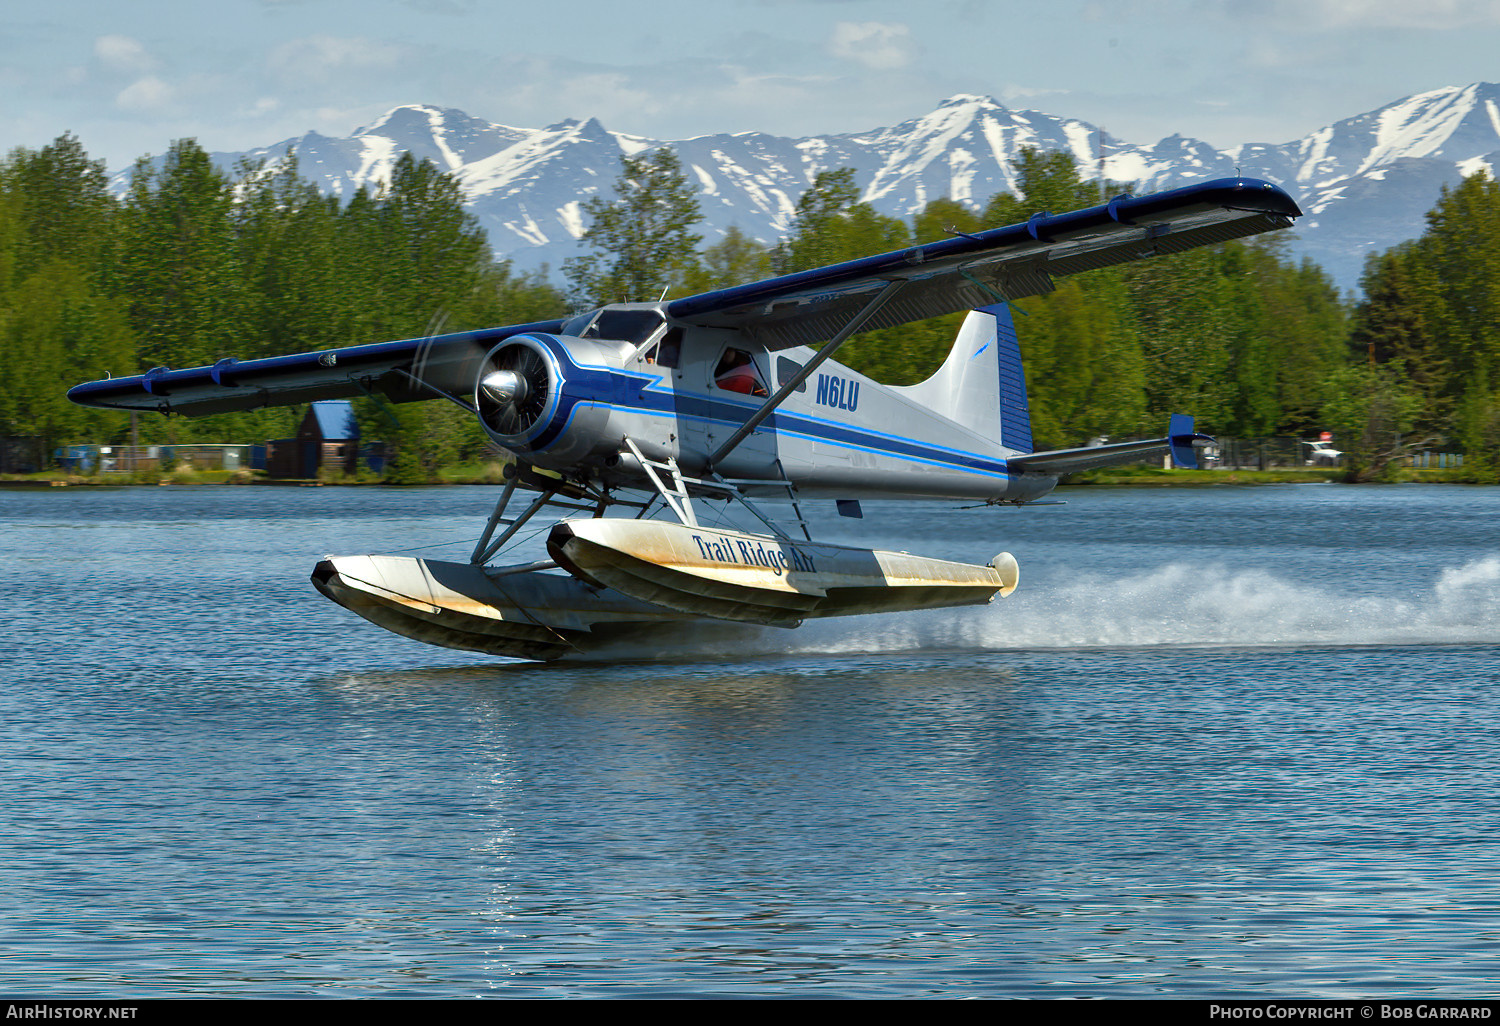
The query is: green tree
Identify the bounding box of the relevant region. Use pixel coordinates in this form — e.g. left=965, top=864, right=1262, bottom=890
left=772, top=168, right=933, bottom=382
left=912, top=197, right=982, bottom=244
left=373, top=152, right=492, bottom=335
left=1412, top=172, right=1500, bottom=388
left=0, top=261, right=136, bottom=458
left=1122, top=246, right=1237, bottom=430
left=1319, top=364, right=1432, bottom=482
left=564, top=149, right=703, bottom=306
left=116, top=139, right=244, bottom=373
left=775, top=168, right=861, bottom=273
left=0, top=132, right=117, bottom=277
left=232, top=155, right=349, bottom=359
left=0, top=137, right=137, bottom=459
left=1261, top=249, right=1350, bottom=432
left=775, top=168, right=910, bottom=274
left=351, top=155, right=534, bottom=481
left=1349, top=169, right=1500, bottom=462
left=1015, top=274, right=1147, bottom=448
left=681, top=226, right=773, bottom=293
left=984, top=147, right=1103, bottom=226
left=1350, top=247, right=1447, bottom=419
left=471, top=259, right=568, bottom=327
left=982, top=148, right=1150, bottom=444
left=1128, top=235, right=1348, bottom=437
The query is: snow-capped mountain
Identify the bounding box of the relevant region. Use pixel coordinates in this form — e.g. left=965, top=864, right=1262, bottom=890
left=112, top=85, right=1500, bottom=295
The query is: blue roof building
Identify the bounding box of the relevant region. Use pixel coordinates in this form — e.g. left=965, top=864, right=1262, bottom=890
left=306, top=401, right=359, bottom=442
left=266, top=400, right=361, bottom=478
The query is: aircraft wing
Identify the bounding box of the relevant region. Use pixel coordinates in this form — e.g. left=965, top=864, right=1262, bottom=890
left=68, top=177, right=1298, bottom=417
left=66, top=319, right=567, bottom=417
left=1009, top=415, right=1210, bottom=476
left=667, top=177, right=1301, bottom=350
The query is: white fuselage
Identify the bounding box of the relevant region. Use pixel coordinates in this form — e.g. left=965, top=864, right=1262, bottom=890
left=476, top=312, right=1054, bottom=505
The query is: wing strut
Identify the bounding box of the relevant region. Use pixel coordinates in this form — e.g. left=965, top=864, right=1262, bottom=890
left=624, top=438, right=799, bottom=541
left=706, top=278, right=907, bottom=471
left=392, top=367, right=477, bottom=414
left=471, top=482, right=558, bottom=565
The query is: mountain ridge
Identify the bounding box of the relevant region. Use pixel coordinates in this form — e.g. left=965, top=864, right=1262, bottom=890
left=109, top=85, right=1500, bottom=294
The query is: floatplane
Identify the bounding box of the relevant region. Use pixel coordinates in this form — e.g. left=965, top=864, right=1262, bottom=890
left=69, top=177, right=1301, bottom=660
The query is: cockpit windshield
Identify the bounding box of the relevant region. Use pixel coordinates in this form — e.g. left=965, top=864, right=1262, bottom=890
left=594, top=309, right=665, bottom=344
left=562, top=308, right=665, bottom=346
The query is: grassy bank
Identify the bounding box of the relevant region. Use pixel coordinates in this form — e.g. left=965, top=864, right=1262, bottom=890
left=3, top=463, right=1485, bottom=488
left=1062, top=465, right=1479, bottom=486
left=0, top=460, right=516, bottom=487
left=1, top=467, right=256, bottom=487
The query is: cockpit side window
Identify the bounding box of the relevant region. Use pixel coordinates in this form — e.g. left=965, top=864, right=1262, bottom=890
left=642, top=327, right=682, bottom=368
left=561, top=311, right=598, bottom=337
left=713, top=348, right=768, bottom=397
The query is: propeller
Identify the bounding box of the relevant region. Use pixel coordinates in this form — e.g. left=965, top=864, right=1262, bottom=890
left=476, top=341, right=552, bottom=441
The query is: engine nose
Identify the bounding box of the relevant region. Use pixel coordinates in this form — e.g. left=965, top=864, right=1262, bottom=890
left=472, top=331, right=616, bottom=465
left=475, top=336, right=555, bottom=445
left=479, top=369, right=530, bottom=408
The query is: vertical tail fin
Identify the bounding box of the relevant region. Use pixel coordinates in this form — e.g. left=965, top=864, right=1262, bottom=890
left=993, top=304, right=1033, bottom=455
left=1168, top=413, right=1200, bottom=469
left=891, top=303, right=1033, bottom=454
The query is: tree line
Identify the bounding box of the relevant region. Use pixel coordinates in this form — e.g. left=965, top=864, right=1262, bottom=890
left=0, top=134, right=562, bottom=477
left=4, top=131, right=1498, bottom=480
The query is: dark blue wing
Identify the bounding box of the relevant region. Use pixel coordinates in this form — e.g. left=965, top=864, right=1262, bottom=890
left=67, top=319, right=567, bottom=416
left=667, top=177, right=1301, bottom=350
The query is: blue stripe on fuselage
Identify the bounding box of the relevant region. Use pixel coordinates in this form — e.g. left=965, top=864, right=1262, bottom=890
left=525, top=334, right=1012, bottom=480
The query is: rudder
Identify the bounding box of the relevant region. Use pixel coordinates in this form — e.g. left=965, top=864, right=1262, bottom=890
left=992, top=304, right=1033, bottom=455
left=891, top=303, right=1033, bottom=454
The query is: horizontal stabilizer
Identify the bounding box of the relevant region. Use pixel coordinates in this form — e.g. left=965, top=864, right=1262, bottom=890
left=1008, top=415, right=1212, bottom=477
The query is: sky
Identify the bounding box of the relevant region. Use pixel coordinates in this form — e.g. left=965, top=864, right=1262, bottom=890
left=8, top=0, right=1500, bottom=171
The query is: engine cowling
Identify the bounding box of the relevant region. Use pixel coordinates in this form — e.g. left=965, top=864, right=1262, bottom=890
left=473, top=333, right=623, bottom=468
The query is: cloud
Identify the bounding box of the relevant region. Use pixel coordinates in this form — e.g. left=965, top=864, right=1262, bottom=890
left=1229, top=0, right=1500, bottom=29
left=501, top=64, right=662, bottom=128
left=238, top=97, right=282, bottom=119
left=827, top=22, right=914, bottom=70
left=115, top=75, right=175, bottom=114
left=94, top=35, right=157, bottom=76
left=268, top=35, right=405, bottom=86
left=1000, top=84, right=1071, bottom=106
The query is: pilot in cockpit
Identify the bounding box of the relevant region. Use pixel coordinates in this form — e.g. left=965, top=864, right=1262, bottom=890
left=713, top=349, right=768, bottom=397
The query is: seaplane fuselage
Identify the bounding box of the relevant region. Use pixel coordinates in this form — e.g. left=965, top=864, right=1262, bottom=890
left=473, top=302, right=1053, bottom=506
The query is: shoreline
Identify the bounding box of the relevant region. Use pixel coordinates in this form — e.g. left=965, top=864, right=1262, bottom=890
left=1, top=468, right=1480, bottom=489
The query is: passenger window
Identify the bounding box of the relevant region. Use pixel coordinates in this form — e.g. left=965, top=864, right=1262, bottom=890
left=776, top=356, right=807, bottom=393
left=713, top=348, right=768, bottom=397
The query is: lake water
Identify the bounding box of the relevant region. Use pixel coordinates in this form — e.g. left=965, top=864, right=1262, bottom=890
left=3, top=482, right=1499, bottom=998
